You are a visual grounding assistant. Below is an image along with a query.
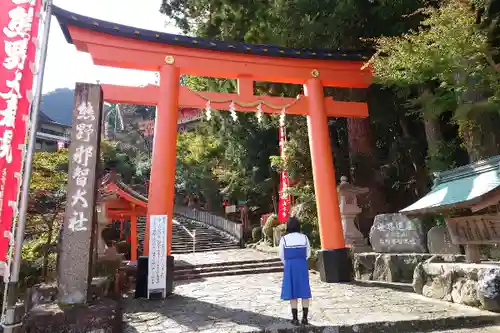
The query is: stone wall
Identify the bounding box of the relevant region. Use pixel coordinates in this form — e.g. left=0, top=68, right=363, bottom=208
left=413, top=256, right=500, bottom=312
left=174, top=205, right=242, bottom=241
left=353, top=253, right=465, bottom=283
left=354, top=253, right=432, bottom=283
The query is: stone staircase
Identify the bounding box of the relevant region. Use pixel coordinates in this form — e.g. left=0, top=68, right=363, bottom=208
left=135, top=215, right=240, bottom=255
left=174, top=258, right=283, bottom=281
left=136, top=214, right=283, bottom=281
left=171, top=217, right=240, bottom=254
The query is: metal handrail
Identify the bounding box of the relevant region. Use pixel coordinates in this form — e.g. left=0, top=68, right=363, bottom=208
left=173, top=220, right=196, bottom=253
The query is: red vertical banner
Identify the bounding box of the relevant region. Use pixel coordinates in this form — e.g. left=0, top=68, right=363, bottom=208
left=278, top=124, right=291, bottom=223
left=0, top=0, right=43, bottom=267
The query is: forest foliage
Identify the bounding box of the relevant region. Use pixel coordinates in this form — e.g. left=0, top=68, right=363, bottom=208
left=157, top=0, right=500, bottom=242
left=20, top=142, right=141, bottom=288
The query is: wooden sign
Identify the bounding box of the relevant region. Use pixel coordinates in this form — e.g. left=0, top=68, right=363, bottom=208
left=178, top=108, right=202, bottom=124
left=446, top=214, right=500, bottom=245
left=58, top=83, right=103, bottom=304
left=138, top=108, right=201, bottom=137
left=148, top=214, right=168, bottom=299
left=225, top=205, right=237, bottom=214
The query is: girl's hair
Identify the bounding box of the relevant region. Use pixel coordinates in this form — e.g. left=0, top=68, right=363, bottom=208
left=286, top=216, right=301, bottom=233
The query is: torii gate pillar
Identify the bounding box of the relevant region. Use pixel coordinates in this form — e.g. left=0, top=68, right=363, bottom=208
left=145, top=64, right=179, bottom=295
left=305, top=77, right=351, bottom=282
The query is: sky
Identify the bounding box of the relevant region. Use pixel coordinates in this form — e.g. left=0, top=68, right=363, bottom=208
left=42, top=0, right=180, bottom=94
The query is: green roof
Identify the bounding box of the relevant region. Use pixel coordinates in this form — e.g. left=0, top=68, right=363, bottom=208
left=400, top=155, right=500, bottom=214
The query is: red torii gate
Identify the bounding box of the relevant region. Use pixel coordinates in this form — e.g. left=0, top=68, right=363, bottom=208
left=53, top=5, right=372, bottom=284
left=99, top=173, right=148, bottom=262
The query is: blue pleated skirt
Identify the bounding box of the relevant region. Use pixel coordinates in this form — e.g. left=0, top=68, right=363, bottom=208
left=280, top=246, right=312, bottom=300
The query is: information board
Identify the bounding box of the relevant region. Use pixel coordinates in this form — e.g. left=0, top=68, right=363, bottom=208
left=148, top=214, right=168, bottom=298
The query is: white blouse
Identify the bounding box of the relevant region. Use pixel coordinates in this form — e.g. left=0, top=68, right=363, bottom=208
left=278, top=232, right=311, bottom=263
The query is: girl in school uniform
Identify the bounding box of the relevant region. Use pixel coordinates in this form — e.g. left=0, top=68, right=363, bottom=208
left=279, top=216, right=312, bottom=326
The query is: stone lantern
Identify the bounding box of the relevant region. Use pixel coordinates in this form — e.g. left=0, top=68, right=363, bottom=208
left=337, top=176, right=371, bottom=252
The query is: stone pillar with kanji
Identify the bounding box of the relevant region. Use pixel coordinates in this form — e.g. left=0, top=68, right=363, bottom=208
left=337, top=176, right=371, bottom=253
left=57, top=83, right=103, bottom=304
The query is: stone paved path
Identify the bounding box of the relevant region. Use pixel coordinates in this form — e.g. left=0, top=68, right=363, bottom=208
left=440, top=326, right=500, bottom=333
left=124, top=249, right=500, bottom=333
left=174, top=248, right=276, bottom=266
left=435, top=328, right=500, bottom=333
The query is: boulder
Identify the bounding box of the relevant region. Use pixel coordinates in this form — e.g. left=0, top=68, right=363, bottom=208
left=427, top=226, right=461, bottom=254
left=412, top=262, right=425, bottom=294
left=422, top=270, right=454, bottom=301
left=373, top=254, right=398, bottom=282
left=451, top=279, right=480, bottom=306
left=353, top=253, right=376, bottom=281
left=478, top=268, right=500, bottom=312
left=369, top=213, right=427, bottom=253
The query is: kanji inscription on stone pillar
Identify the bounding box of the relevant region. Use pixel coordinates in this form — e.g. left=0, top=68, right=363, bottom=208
left=58, top=83, right=103, bottom=304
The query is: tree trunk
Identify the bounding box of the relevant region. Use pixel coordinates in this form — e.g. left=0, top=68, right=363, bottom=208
left=347, top=118, right=372, bottom=157
left=423, top=115, right=443, bottom=156
left=329, top=120, right=350, bottom=181
left=399, top=117, right=429, bottom=197
left=347, top=117, right=388, bottom=237
left=421, top=113, right=452, bottom=172
left=416, top=85, right=446, bottom=170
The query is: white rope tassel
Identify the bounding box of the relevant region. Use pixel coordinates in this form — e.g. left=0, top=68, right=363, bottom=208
left=256, top=103, right=263, bottom=123
left=279, top=108, right=286, bottom=127
left=205, top=101, right=212, bottom=120
left=230, top=101, right=238, bottom=122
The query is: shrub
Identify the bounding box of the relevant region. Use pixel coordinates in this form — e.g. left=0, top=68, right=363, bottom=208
left=300, top=220, right=321, bottom=248
left=308, top=250, right=318, bottom=270
left=309, top=229, right=320, bottom=248
left=270, top=223, right=288, bottom=246
left=20, top=236, right=57, bottom=293
left=276, top=223, right=287, bottom=233
left=263, top=214, right=278, bottom=239
left=252, top=226, right=262, bottom=242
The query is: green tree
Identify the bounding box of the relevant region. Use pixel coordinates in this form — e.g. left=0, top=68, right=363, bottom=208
left=102, top=102, right=155, bottom=194
left=179, top=76, right=281, bottom=214
left=371, top=0, right=500, bottom=163
left=23, top=141, right=144, bottom=284
left=176, top=129, right=223, bottom=210
left=25, top=149, right=68, bottom=281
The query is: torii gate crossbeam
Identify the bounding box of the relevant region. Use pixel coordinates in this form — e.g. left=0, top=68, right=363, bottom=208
left=101, top=83, right=369, bottom=118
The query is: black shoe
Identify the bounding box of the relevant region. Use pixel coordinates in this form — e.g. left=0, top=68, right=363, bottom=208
left=291, top=308, right=299, bottom=325
left=302, top=307, right=309, bottom=325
